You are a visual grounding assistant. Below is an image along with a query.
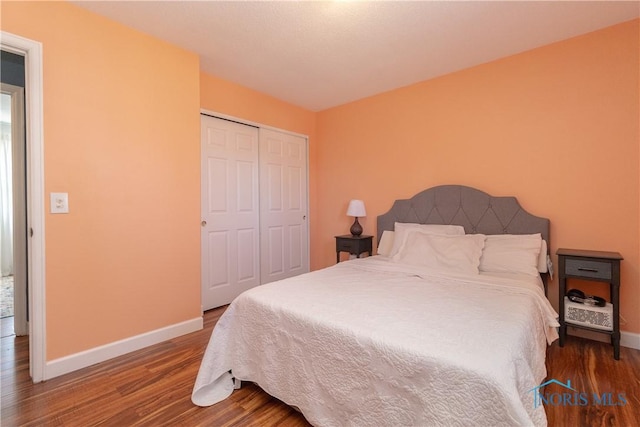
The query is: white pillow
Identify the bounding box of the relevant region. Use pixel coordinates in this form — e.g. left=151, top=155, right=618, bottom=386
left=393, top=232, right=485, bottom=274
left=479, top=234, right=542, bottom=277
left=377, top=230, right=394, bottom=257
left=388, top=222, right=466, bottom=258
left=538, top=239, right=548, bottom=273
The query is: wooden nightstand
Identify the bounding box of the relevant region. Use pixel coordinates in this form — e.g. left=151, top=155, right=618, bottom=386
left=557, top=248, right=623, bottom=360
left=335, top=235, right=373, bottom=263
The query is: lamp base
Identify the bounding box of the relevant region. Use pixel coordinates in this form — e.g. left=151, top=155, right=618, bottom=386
left=350, top=217, right=363, bottom=236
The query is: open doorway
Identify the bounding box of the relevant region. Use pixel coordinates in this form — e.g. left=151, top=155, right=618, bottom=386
left=1, top=50, right=27, bottom=339
left=1, top=90, right=16, bottom=336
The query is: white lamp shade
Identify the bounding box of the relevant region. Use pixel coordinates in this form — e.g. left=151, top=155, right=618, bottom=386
left=346, top=199, right=366, bottom=217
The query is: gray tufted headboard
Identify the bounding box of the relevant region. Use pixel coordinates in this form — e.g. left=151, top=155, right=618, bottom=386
left=377, top=185, right=549, bottom=249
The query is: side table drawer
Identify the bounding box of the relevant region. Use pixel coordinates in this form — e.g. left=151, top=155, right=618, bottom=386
left=336, top=239, right=355, bottom=252
left=565, top=258, right=611, bottom=280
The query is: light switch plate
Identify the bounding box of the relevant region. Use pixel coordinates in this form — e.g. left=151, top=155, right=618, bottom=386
left=50, top=192, right=69, bottom=214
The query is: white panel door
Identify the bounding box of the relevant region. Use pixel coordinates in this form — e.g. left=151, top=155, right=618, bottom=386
left=259, top=128, right=309, bottom=284
left=201, top=115, right=260, bottom=310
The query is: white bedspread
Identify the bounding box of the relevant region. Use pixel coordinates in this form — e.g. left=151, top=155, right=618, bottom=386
left=192, top=257, right=559, bottom=426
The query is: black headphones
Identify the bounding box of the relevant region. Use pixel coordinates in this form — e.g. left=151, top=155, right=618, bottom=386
left=567, top=289, right=606, bottom=307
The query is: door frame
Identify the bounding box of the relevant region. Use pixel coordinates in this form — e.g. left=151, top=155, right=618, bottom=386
left=199, top=109, right=310, bottom=300
left=1, top=31, right=46, bottom=383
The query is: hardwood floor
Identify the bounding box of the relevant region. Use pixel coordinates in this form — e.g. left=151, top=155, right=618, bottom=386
left=1, top=307, right=309, bottom=427
left=2, top=307, right=639, bottom=426
left=545, top=336, right=640, bottom=426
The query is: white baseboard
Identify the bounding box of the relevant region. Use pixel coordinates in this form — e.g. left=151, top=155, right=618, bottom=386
left=621, top=331, right=640, bottom=350
left=45, top=316, right=203, bottom=380
left=567, top=327, right=640, bottom=350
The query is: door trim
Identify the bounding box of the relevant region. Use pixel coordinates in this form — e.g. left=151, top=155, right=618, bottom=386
left=1, top=31, right=46, bottom=383
left=201, top=109, right=309, bottom=140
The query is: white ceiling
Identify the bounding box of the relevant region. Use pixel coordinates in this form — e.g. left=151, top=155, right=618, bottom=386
left=72, top=1, right=639, bottom=112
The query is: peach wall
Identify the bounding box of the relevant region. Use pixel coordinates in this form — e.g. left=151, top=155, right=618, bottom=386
left=2, top=1, right=637, bottom=364
left=315, top=20, right=640, bottom=333
left=2, top=2, right=202, bottom=359
left=199, top=72, right=319, bottom=268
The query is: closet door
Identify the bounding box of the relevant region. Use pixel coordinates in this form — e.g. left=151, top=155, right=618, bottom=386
left=201, top=116, right=260, bottom=310
left=259, top=128, right=309, bottom=284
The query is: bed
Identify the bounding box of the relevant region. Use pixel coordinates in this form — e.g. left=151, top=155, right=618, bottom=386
left=192, top=185, right=560, bottom=426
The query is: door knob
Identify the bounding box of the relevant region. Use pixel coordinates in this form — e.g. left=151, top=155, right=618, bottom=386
left=201, top=220, right=207, bottom=227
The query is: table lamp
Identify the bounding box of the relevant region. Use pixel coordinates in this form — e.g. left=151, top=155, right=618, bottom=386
left=346, top=199, right=366, bottom=236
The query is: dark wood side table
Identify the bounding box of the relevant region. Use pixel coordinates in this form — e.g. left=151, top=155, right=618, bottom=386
left=557, top=248, right=623, bottom=360
left=335, top=235, right=373, bottom=263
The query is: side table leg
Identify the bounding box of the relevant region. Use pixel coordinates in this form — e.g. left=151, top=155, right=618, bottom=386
left=612, top=282, right=620, bottom=360
left=612, top=333, right=620, bottom=360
